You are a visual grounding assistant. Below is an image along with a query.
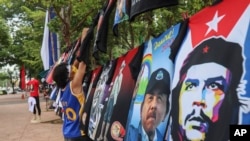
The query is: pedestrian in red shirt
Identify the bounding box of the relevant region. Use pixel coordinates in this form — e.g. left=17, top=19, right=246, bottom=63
left=26, top=77, right=41, bottom=123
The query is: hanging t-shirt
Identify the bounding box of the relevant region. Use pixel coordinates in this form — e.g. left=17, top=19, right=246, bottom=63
left=82, top=71, right=93, bottom=96
left=28, top=97, right=36, bottom=112
left=103, top=45, right=143, bottom=141
left=129, top=0, right=178, bottom=21
left=80, top=66, right=103, bottom=135
left=88, top=60, right=117, bottom=139
left=167, top=0, right=250, bottom=141
left=88, top=55, right=125, bottom=141
left=93, top=0, right=117, bottom=56
left=113, top=0, right=130, bottom=36
left=49, top=86, right=58, bottom=101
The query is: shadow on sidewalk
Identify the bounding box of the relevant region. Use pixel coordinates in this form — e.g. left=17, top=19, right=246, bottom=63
left=41, top=118, right=63, bottom=124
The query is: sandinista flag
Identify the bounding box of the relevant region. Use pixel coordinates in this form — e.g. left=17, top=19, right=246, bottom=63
left=129, top=0, right=178, bottom=21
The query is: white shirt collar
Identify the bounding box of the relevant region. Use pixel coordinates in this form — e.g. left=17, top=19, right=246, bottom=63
left=141, top=126, right=157, bottom=141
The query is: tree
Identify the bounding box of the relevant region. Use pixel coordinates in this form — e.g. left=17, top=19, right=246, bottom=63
left=0, top=18, right=11, bottom=68
left=0, top=0, right=45, bottom=77
left=6, top=67, right=19, bottom=94
left=0, top=71, right=9, bottom=88
left=0, top=0, right=213, bottom=75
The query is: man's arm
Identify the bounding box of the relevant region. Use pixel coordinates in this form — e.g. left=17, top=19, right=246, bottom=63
left=71, top=60, right=86, bottom=95
left=71, top=27, right=89, bottom=95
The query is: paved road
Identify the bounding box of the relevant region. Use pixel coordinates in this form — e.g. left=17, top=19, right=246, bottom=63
left=0, top=93, right=64, bottom=141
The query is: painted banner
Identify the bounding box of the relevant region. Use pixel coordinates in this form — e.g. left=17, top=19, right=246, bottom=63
left=93, top=57, right=125, bottom=141
left=166, top=0, right=250, bottom=140
left=88, top=60, right=116, bottom=139
left=125, top=21, right=185, bottom=141
left=81, top=66, right=103, bottom=135
left=105, top=45, right=143, bottom=141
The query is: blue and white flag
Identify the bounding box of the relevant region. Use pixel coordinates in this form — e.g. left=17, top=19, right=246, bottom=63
left=41, top=8, right=60, bottom=70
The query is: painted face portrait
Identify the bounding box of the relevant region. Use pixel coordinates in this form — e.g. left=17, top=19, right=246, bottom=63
left=179, top=62, right=231, bottom=140
left=141, top=91, right=168, bottom=133
left=141, top=68, right=170, bottom=135
left=171, top=38, right=244, bottom=141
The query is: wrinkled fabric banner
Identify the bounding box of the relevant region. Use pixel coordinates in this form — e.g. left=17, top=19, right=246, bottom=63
left=129, top=0, right=178, bottom=20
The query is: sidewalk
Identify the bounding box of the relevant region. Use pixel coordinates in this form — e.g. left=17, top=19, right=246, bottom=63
left=0, top=93, right=64, bottom=141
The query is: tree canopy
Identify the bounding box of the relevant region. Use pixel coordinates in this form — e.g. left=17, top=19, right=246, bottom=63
left=0, top=0, right=213, bottom=77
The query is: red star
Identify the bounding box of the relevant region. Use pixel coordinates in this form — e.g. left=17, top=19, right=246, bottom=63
left=203, top=46, right=209, bottom=53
